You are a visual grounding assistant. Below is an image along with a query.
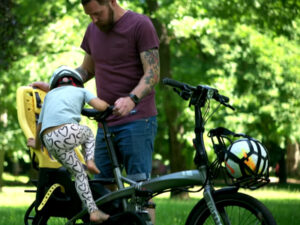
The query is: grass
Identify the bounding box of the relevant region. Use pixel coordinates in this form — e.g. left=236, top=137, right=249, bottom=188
left=0, top=186, right=35, bottom=225
left=239, top=184, right=300, bottom=225
left=155, top=198, right=198, bottom=225
left=1, top=183, right=300, bottom=225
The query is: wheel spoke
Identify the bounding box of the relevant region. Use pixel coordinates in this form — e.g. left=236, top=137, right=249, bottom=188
left=186, top=192, right=276, bottom=225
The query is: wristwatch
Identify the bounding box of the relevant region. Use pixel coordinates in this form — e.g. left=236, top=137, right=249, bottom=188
left=129, top=93, right=140, bottom=105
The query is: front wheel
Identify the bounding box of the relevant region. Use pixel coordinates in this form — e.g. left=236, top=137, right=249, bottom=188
left=186, top=192, right=277, bottom=225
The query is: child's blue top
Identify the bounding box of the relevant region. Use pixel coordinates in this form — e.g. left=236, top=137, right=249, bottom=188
left=38, top=85, right=96, bottom=137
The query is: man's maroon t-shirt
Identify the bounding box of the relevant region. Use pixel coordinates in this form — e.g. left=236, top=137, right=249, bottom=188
left=81, top=10, right=160, bottom=126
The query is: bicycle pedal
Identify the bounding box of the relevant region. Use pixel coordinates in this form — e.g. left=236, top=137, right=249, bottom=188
left=145, top=201, right=156, bottom=209
left=134, top=189, right=153, bottom=197
left=98, top=211, right=146, bottom=225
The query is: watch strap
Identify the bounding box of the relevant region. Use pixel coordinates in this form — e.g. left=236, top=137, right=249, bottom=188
left=129, top=93, right=140, bottom=105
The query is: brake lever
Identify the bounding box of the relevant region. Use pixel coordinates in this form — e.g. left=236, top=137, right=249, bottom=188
left=173, top=88, right=192, bottom=101
left=223, top=102, right=235, bottom=111
left=215, top=94, right=235, bottom=111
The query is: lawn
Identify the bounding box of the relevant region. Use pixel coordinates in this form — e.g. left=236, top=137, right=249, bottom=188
left=1, top=182, right=300, bottom=224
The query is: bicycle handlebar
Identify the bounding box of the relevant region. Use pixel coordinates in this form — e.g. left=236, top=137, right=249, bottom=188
left=82, top=78, right=233, bottom=122
left=81, top=106, right=114, bottom=122
left=163, top=77, right=196, bottom=91
left=163, top=78, right=234, bottom=110
left=81, top=106, right=137, bottom=122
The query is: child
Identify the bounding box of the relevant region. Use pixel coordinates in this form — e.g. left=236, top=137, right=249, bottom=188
left=27, top=66, right=110, bottom=223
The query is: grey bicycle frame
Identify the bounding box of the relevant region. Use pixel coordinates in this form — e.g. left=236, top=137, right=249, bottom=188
left=66, top=166, right=223, bottom=225
left=68, top=99, right=227, bottom=225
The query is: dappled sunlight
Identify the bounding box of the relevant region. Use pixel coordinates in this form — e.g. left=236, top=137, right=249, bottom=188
left=1, top=186, right=35, bottom=207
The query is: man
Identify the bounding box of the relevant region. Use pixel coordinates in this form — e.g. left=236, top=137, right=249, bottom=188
left=77, top=0, right=160, bottom=223
left=77, top=0, right=159, bottom=182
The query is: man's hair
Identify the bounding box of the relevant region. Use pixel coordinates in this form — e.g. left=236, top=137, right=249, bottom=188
left=81, top=0, right=109, bottom=5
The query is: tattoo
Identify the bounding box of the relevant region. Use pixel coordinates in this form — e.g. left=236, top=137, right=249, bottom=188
left=140, top=49, right=160, bottom=98
left=75, top=67, right=94, bottom=82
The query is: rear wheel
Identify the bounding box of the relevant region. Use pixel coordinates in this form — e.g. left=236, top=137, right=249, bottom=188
left=186, top=192, right=277, bottom=225
left=24, top=201, right=72, bottom=225
left=24, top=201, right=36, bottom=225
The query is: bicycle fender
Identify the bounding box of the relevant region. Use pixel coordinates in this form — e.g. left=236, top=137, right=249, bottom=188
left=211, top=186, right=239, bottom=196
left=185, top=186, right=238, bottom=225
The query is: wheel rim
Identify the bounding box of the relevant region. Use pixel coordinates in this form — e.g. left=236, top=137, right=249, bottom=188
left=195, top=200, right=268, bottom=225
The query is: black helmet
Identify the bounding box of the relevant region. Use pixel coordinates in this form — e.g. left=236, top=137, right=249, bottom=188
left=49, top=66, right=83, bottom=90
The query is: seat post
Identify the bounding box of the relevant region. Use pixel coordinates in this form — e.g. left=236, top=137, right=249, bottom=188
left=101, top=121, right=128, bottom=210
left=102, top=121, right=124, bottom=190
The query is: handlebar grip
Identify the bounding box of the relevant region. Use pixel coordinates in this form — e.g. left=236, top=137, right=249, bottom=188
left=163, top=78, right=195, bottom=90
left=81, top=106, right=114, bottom=121
left=163, top=78, right=233, bottom=108
left=81, top=108, right=97, bottom=117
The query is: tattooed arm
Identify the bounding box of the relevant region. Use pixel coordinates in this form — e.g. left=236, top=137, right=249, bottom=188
left=132, top=48, right=160, bottom=99
left=76, top=53, right=95, bottom=83
left=113, top=48, right=160, bottom=116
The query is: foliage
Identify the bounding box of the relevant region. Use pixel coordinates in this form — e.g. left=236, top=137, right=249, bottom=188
left=1, top=0, right=88, bottom=169
left=1, top=0, right=300, bottom=176
left=153, top=0, right=300, bottom=166
left=1, top=0, right=31, bottom=168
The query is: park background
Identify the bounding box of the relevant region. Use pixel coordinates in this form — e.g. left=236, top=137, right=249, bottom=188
left=1, top=0, right=300, bottom=224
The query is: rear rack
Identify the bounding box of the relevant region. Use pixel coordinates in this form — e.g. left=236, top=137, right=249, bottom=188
left=208, top=127, right=270, bottom=190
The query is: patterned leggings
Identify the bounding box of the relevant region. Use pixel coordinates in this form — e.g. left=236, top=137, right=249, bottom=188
left=42, top=124, right=98, bottom=213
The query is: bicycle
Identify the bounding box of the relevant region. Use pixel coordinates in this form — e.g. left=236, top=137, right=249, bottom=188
left=19, top=77, right=277, bottom=225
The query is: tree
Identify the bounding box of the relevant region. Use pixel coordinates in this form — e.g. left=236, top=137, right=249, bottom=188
left=0, top=0, right=29, bottom=188
left=0, top=0, right=87, bottom=187
left=198, top=0, right=300, bottom=183
left=1, top=0, right=300, bottom=189
left=141, top=0, right=300, bottom=185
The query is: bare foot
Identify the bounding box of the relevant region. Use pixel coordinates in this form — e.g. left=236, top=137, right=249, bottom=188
left=90, top=210, right=109, bottom=223
left=87, top=160, right=100, bottom=174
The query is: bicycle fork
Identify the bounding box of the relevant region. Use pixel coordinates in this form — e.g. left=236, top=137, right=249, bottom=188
left=199, top=167, right=223, bottom=225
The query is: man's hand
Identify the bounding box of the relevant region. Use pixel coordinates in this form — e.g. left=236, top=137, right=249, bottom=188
left=30, top=82, right=50, bottom=92
left=27, top=137, right=37, bottom=149
left=113, top=96, right=135, bottom=116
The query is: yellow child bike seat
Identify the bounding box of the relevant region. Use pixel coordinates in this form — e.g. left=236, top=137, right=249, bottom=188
left=16, top=86, right=85, bottom=169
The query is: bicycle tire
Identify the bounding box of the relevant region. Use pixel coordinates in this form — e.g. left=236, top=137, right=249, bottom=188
left=23, top=200, right=58, bottom=225
left=24, top=201, right=36, bottom=225
left=186, top=192, right=277, bottom=225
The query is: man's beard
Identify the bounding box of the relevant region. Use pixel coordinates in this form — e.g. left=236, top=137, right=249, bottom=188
left=96, top=5, right=114, bottom=33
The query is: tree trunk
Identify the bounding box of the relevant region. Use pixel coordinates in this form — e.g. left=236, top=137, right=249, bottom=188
left=286, top=141, right=300, bottom=178
left=278, top=151, right=287, bottom=184
left=146, top=0, right=189, bottom=199
left=0, top=150, right=5, bottom=191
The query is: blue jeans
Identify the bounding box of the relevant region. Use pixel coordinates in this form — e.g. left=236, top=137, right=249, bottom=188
left=94, top=116, right=157, bottom=181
